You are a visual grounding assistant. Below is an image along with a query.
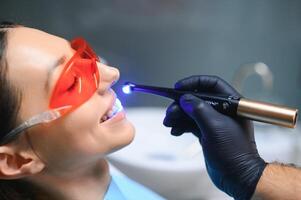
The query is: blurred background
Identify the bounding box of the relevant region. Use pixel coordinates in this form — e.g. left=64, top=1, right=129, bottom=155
left=1, top=0, right=300, bottom=109
left=1, top=1, right=301, bottom=199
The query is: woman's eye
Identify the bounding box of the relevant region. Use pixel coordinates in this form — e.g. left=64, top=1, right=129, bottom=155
left=67, top=76, right=78, bottom=91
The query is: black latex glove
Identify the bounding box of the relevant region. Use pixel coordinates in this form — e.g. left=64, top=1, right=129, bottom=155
left=163, top=75, right=267, bottom=200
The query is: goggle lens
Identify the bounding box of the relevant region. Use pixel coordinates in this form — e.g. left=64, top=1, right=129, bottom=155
left=49, top=38, right=100, bottom=115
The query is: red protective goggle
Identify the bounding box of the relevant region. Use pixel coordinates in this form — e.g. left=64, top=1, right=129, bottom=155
left=49, top=37, right=100, bottom=115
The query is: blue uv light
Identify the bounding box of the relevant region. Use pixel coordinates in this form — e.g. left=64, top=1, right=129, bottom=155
left=122, top=85, right=131, bottom=94
left=122, top=83, right=135, bottom=94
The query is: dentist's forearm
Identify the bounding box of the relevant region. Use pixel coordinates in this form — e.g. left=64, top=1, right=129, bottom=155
left=253, top=163, right=301, bottom=200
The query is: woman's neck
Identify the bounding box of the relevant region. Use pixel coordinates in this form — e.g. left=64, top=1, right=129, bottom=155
left=30, top=159, right=111, bottom=200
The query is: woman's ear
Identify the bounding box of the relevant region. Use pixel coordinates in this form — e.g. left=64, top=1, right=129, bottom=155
left=0, top=144, right=45, bottom=179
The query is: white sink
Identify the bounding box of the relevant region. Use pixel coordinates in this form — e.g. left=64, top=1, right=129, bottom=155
left=108, top=107, right=300, bottom=200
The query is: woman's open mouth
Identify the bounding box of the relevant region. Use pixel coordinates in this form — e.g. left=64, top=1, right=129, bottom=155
left=100, top=98, right=123, bottom=123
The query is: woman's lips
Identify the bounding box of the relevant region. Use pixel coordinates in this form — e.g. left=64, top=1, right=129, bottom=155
left=98, top=90, right=116, bottom=123
left=99, top=98, right=116, bottom=123
left=101, top=110, right=126, bottom=125
left=99, top=96, right=124, bottom=124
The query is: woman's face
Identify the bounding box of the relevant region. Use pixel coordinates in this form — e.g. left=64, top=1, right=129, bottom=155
left=5, top=27, right=135, bottom=171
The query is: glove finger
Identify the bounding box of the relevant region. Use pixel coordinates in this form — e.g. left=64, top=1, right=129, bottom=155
left=164, top=115, right=195, bottom=127
left=164, top=102, right=192, bottom=126
left=171, top=125, right=201, bottom=137
left=179, top=94, right=227, bottom=136
left=175, top=75, right=241, bottom=97
left=171, top=127, right=186, bottom=136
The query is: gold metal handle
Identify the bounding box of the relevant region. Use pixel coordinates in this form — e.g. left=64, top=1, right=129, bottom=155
left=237, top=98, right=298, bottom=128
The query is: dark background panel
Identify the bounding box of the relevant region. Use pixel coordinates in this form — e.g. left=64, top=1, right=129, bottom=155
left=1, top=0, right=300, bottom=114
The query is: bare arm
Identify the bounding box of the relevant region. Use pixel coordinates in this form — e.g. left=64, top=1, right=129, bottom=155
left=253, top=163, right=301, bottom=200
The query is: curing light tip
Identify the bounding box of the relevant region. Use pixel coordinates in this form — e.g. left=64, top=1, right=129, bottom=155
left=122, top=82, right=135, bottom=94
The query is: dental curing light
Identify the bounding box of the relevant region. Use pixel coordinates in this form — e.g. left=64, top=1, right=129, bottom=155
left=122, top=82, right=298, bottom=128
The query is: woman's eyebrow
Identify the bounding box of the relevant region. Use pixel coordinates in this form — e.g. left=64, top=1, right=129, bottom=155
left=44, top=55, right=66, bottom=92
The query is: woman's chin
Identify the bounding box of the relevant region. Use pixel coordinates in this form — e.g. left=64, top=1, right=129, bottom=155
left=109, top=122, right=135, bottom=154
left=118, top=121, right=135, bottom=147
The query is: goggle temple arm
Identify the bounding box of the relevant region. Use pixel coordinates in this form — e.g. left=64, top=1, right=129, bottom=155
left=0, top=106, right=71, bottom=145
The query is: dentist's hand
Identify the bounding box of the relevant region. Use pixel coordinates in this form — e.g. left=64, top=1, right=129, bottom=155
left=163, top=75, right=267, bottom=200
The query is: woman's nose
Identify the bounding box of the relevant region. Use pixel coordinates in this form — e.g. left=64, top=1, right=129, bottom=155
left=97, top=63, right=120, bottom=91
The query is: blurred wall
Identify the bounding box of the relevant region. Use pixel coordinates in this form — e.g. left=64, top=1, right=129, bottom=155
left=1, top=0, right=300, bottom=112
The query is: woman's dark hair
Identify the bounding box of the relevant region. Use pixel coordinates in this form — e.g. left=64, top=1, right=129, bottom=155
left=0, top=21, right=46, bottom=200
left=0, top=21, right=22, bottom=143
